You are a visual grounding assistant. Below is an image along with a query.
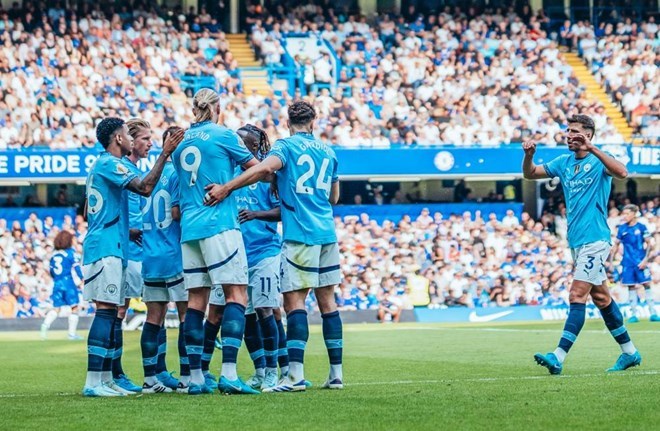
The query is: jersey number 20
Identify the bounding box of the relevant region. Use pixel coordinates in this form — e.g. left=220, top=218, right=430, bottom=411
left=296, top=155, right=331, bottom=195
left=142, top=190, right=173, bottom=231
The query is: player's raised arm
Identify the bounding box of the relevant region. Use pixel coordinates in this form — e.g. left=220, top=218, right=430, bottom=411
left=204, top=155, right=283, bottom=206
left=521, top=141, right=549, bottom=180
left=126, top=128, right=185, bottom=197
left=574, top=135, right=628, bottom=179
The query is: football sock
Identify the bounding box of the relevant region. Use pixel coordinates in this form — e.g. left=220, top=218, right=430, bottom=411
left=178, top=320, right=190, bottom=381
left=645, top=288, right=656, bottom=315
left=601, top=301, right=636, bottom=354
left=286, top=309, right=309, bottom=383
left=259, top=314, right=279, bottom=371
left=111, top=318, right=125, bottom=379
left=276, top=317, right=289, bottom=375
left=44, top=310, right=58, bottom=329
left=221, top=302, right=246, bottom=381
left=156, top=325, right=167, bottom=374
left=629, top=289, right=639, bottom=317
left=554, top=302, right=585, bottom=363
left=68, top=313, right=79, bottom=337
left=201, top=320, right=220, bottom=373
left=141, top=322, right=160, bottom=382
left=184, top=308, right=205, bottom=385
left=86, top=308, right=116, bottom=387
left=244, top=313, right=266, bottom=375
left=322, top=310, right=343, bottom=381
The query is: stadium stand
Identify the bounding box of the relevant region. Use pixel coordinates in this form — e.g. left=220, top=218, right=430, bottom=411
left=0, top=1, right=657, bottom=150
left=1, top=195, right=657, bottom=318
left=0, top=1, right=657, bottom=319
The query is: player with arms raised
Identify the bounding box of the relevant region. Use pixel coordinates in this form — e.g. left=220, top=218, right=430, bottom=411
left=82, top=117, right=183, bottom=397
left=40, top=230, right=84, bottom=341
left=205, top=101, right=344, bottom=391
left=522, top=114, right=641, bottom=374
left=172, top=89, right=259, bottom=395
left=610, top=204, right=658, bottom=322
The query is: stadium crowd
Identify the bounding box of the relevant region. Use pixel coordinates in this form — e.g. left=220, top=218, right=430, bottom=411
left=1, top=195, right=657, bottom=319
left=0, top=1, right=657, bottom=150
left=577, top=18, right=659, bottom=143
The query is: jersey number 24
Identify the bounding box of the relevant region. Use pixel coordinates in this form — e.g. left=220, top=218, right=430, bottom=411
left=296, top=155, right=331, bottom=195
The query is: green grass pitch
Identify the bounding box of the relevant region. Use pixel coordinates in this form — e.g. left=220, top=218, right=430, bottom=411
left=1, top=320, right=660, bottom=430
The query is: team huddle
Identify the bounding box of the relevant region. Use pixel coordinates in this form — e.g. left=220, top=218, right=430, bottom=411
left=77, top=92, right=343, bottom=396
left=42, top=101, right=651, bottom=397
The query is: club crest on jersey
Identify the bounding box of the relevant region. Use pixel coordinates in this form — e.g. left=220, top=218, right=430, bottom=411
left=584, top=163, right=592, bottom=172
left=105, top=284, right=118, bottom=295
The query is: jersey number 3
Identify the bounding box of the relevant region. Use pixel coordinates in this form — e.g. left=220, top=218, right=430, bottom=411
left=296, top=155, right=331, bottom=195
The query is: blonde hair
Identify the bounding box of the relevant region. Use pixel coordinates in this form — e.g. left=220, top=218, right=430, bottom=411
left=192, top=88, right=220, bottom=123
left=126, top=118, right=151, bottom=138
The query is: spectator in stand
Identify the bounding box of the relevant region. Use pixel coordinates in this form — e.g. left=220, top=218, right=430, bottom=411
left=2, top=2, right=655, bottom=150
left=24, top=212, right=43, bottom=233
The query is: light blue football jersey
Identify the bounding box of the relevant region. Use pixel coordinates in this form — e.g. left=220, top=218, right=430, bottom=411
left=172, top=121, right=254, bottom=243
left=141, top=162, right=183, bottom=280
left=617, top=222, right=649, bottom=267
left=269, top=132, right=339, bottom=245
left=123, top=156, right=143, bottom=262
left=234, top=167, right=281, bottom=267
left=543, top=152, right=612, bottom=249
left=83, top=152, right=138, bottom=265
left=119, top=157, right=142, bottom=264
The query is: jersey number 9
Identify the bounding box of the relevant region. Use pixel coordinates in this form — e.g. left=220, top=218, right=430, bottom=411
left=180, top=147, right=202, bottom=186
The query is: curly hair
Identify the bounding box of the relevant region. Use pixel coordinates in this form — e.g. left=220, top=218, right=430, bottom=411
left=238, top=124, right=271, bottom=161
left=53, top=230, right=73, bottom=250
left=96, top=117, right=125, bottom=149
left=288, top=100, right=317, bottom=127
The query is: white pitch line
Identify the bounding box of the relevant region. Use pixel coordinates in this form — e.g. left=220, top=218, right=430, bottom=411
left=349, top=370, right=660, bottom=386
left=2, top=371, right=658, bottom=398
left=459, top=328, right=660, bottom=334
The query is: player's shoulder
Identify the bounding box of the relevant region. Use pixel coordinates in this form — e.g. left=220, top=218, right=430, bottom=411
left=552, top=153, right=571, bottom=164
left=325, top=142, right=338, bottom=159
left=96, top=152, right=129, bottom=174
left=212, top=124, right=239, bottom=142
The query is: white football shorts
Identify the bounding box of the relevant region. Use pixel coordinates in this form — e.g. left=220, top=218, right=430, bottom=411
left=571, top=240, right=610, bottom=285
left=143, top=273, right=188, bottom=303
left=181, top=229, right=248, bottom=290
left=280, top=241, right=341, bottom=292
left=246, top=255, right=281, bottom=314
left=124, top=260, right=143, bottom=299
left=83, top=256, right=125, bottom=305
